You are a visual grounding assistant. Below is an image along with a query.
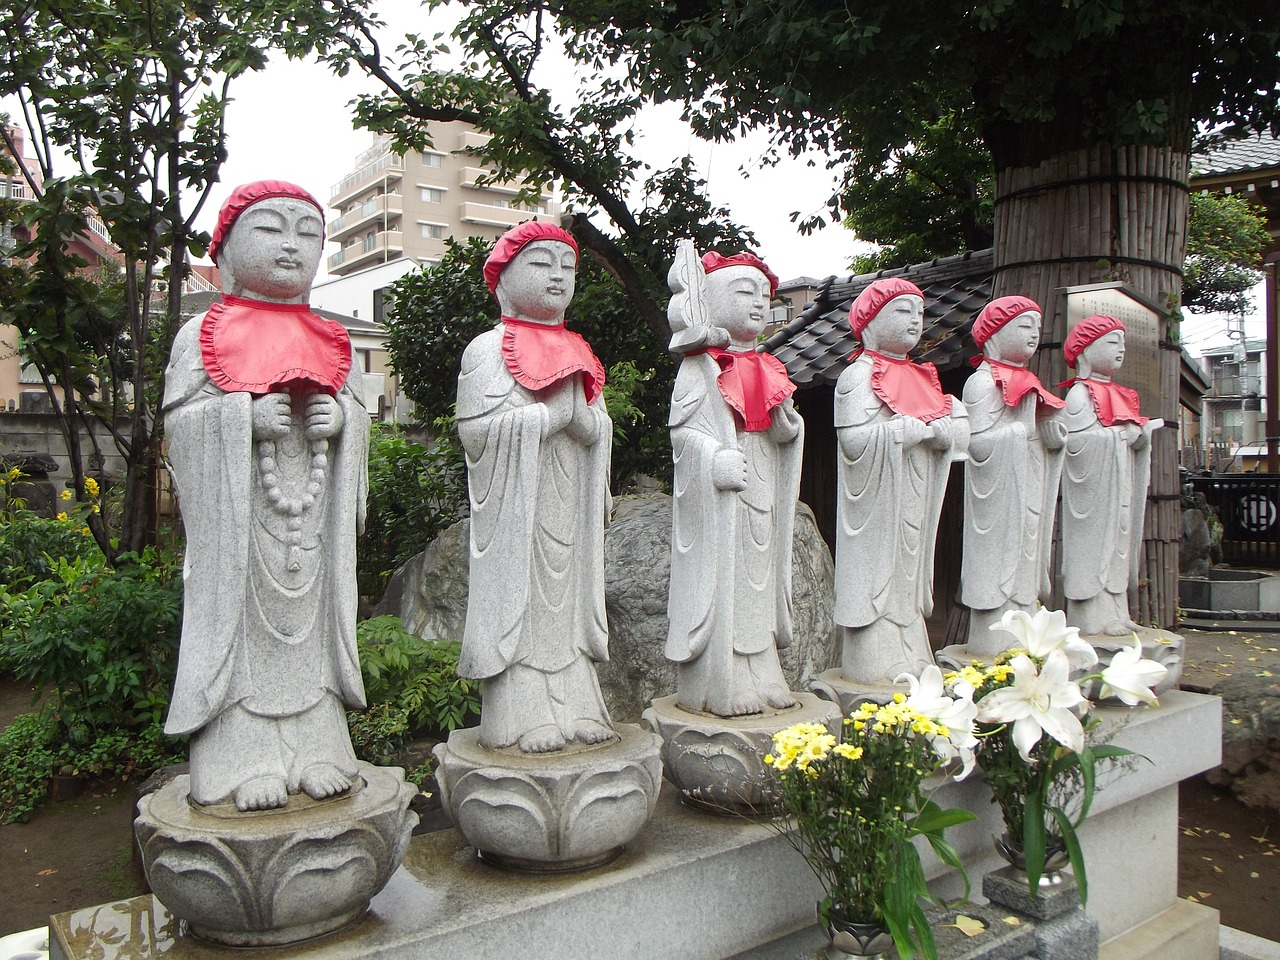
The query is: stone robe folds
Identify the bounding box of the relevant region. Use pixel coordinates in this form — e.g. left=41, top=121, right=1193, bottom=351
left=666, top=352, right=803, bottom=715
left=456, top=327, right=613, bottom=748
left=163, top=315, right=367, bottom=805
left=834, top=355, right=961, bottom=681
left=1061, top=382, right=1152, bottom=622
left=961, top=363, right=1064, bottom=632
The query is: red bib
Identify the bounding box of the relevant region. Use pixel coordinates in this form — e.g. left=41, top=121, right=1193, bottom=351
left=698, top=348, right=796, bottom=432
left=500, top=317, right=606, bottom=404
left=854, top=349, right=953, bottom=423
left=1059, top=377, right=1147, bottom=426
left=200, top=295, right=351, bottom=396
left=974, top=357, right=1065, bottom=410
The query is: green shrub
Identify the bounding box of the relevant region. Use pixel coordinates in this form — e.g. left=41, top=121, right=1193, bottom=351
left=347, top=700, right=412, bottom=767
left=0, top=472, right=98, bottom=587
left=357, top=419, right=467, bottom=603
left=0, top=544, right=182, bottom=742
left=356, top=615, right=480, bottom=735
left=0, top=710, right=185, bottom=824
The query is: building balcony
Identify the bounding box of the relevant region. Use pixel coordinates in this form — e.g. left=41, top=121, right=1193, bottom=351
left=328, top=230, right=403, bottom=275
left=1208, top=375, right=1263, bottom=399
left=458, top=166, right=552, bottom=200
left=328, top=194, right=403, bottom=242
left=330, top=154, right=404, bottom=207
left=459, top=201, right=539, bottom=229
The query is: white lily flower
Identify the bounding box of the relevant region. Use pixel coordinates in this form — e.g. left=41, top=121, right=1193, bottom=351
left=1099, top=637, right=1168, bottom=706
left=975, top=650, right=1086, bottom=761
left=896, top=665, right=979, bottom=779
left=989, top=607, right=1098, bottom=670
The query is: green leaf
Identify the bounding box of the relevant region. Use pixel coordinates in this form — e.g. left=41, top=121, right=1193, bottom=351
left=1047, top=804, right=1088, bottom=905
left=1023, top=788, right=1047, bottom=890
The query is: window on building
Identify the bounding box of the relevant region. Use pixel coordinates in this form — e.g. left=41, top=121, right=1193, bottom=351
left=419, top=186, right=444, bottom=203
left=491, top=198, right=512, bottom=209
left=420, top=152, right=443, bottom=168
left=420, top=223, right=446, bottom=240
left=374, top=287, right=392, bottom=327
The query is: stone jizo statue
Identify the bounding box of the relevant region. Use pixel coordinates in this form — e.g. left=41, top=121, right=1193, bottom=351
left=833, top=277, right=969, bottom=683
left=163, top=180, right=368, bottom=811
left=961, top=296, right=1066, bottom=652
left=665, top=248, right=804, bottom=716
left=456, top=221, right=616, bottom=753
left=1060, top=315, right=1163, bottom=636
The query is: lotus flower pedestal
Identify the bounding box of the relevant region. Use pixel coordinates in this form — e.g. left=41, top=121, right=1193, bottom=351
left=133, top=762, right=417, bottom=946
left=433, top=722, right=662, bottom=871
left=643, top=693, right=841, bottom=815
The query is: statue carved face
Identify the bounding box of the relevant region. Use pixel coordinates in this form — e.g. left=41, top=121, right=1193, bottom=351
left=495, top=239, right=577, bottom=323
left=985, top=310, right=1042, bottom=365
left=1081, top=329, right=1126, bottom=377
left=707, top=264, right=770, bottom=347
left=219, top=198, right=323, bottom=302
left=862, top=295, right=924, bottom=357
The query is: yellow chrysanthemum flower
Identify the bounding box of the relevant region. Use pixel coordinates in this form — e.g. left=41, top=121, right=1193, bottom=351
left=59, top=489, right=73, bottom=501
left=80, top=526, right=91, bottom=536
left=56, top=511, right=68, bottom=522
left=84, top=477, right=100, bottom=497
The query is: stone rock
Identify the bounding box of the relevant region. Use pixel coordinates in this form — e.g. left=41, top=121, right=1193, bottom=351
left=1205, top=672, right=1280, bottom=812
left=371, top=518, right=471, bottom=641
left=432, top=722, right=662, bottom=870
left=379, top=493, right=838, bottom=722
left=134, top=763, right=417, bottom=946
left=1180, top=506, right=1214, bottom=578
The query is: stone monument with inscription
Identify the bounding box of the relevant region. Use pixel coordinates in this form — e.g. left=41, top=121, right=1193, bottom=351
left=815, top=278, right=970, bottom=711
left=134, top=181, right=416, bottom=946
left=644, top=242, right=839, bottom=812
left=433, top=222, right=661, bottom=867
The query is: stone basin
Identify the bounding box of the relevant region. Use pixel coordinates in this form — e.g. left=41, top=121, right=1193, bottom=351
left=1179, top=568, right=1280, bottom=613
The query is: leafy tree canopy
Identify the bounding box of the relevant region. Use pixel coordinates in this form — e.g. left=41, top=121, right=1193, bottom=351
left=1182, top=191, right=1271, bottom=316
left=0, top=0, right=367, bottom=557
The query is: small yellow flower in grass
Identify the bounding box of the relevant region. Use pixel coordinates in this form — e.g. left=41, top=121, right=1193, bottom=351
left=80, top=526, right=91, bottom=536
left=91, top=504, right=100, bottom=514
left=59, top=489, right=73, bottom=501
left=84, top=477, right=99, bottom=497
left=6, top=467, right=20, bottom=482
left=56, top=511, right=68, bottom=522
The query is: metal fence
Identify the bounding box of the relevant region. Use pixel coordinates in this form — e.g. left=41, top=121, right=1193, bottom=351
left=1189, top=474, right=1280, bottom=567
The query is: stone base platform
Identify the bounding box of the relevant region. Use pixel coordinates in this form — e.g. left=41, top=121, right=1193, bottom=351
left=432, top=722, right=662, bottom=871
left=809, top=667, right=908, bottom=714
left=51, top=692, right=1223, bottom=960
left=643, top=692, right=840, bottom=813
left=132, top=762, right=416, bottom=947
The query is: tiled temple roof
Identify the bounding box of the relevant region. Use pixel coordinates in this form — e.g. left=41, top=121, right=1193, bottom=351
left=763, top=249, right=994, bottom=387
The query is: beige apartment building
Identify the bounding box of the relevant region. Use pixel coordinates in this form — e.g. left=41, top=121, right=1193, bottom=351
left=326, top=123, right=562, bottom=278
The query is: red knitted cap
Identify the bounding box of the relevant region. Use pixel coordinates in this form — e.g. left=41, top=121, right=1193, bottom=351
left=1064, top=315, right=1126, bottom=367
left=848, top=277, right=924, bottom=337
left=208, top=180, right=324, bottom=265
left=972, top=295, right=1041, bottom=347
left=701, top=250, right=779, bottom=297
left=483, top=222, right=579, bottom=295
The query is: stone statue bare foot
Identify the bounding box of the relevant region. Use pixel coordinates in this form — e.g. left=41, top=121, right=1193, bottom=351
left=728, top=696, right=766, bottom=716
left=518, top=725, right=567, bottom=753
left=763, top=688, right=797, bottom=710
left=300, top=763, right=353, bottom=801
left=234, top=775, right=288, bottom=812
left=573, top=719, right=617, bottom=745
